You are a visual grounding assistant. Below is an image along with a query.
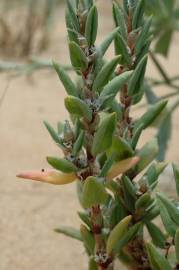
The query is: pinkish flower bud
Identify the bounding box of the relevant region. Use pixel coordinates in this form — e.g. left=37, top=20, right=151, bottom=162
left=17, top=169, right=77, bottom=185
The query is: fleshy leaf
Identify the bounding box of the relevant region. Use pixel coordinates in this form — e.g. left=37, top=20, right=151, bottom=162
left=44, top=121, right=62, bottom=145
left=128, top=55, right=148, bottom=96
left=47, top=157, right=77, bottom=173
left=106, top=215, right=132, bottom=254
left=146, top=242, right=172, bottom=270
left=92, top=113, right=117, bottom=155
left=146, top=221, right=166, bottom=248
left=65, top=96, right=92, bottom=121
left=172, top=163, right=179, bottom=196
left=69, top=41, right=88, bottom=71
left=54, top=226, right=82, bottom=241
left=85, top=5, right=98, bottom=46
left=107, top=136, right=134, bottom=161
left=80, top=224, right=95, bottom=254
left=82, top=176, right=108, bottom=208
left=100, top=71, right=133, bottom=100
left=136, top=100, right=168, bottom=130
left=92, top=56, right=121, bottom=93
left=53, top=62, right=78, bottom=97
left=157, top=193, right=179, bottom=225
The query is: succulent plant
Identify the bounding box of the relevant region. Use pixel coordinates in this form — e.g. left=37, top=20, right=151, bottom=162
left=17, top=1, right=179, bottom=269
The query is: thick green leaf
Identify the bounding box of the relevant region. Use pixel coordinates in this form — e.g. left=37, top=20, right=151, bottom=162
left=146, top=242, right=172, bottom=270
left=92, top=56, right=121, bottom=92
left=47, top=157, right=77, bottom=173
left=63, top=120, right=74, bottom=142
left=99, top=155, right=115, bottom=177
left=78, top=211, right=92, bottom=229
left=109, top=100, right=123, bottom=120
left=137, top=36, right=152, bottom=64
left=69, top=42, right=88, bottom=71
left=92, top=113, right=116, bottom=155
left=132, top=0, right=145, bottom=29
left=144, top=162, right=167, bottom=189
left=158, top=199, right=178, bottom=237
left=65, top=96, right=92, bottom=121
left=66, top=0, right=80, bottom=31
left=112, top=2, right=127, bottom=40
left=80, top=224, right=95, bottom=254
left=53, top=62, right=78, bottom=97
left=108, top=200, right=127, bottom=228
left=85, top=5, right=98, bottom=46
left=74, top=118, right=82, bottom=139
left=142, top=205, right=160, bottom=222
left=76, top=180, right=83, bottom=206
left=65, top=8, right=79, bottom=43
left=106, top=215, right=132, bottom=254
left=44, top=121, right=62, bottom=145
left=123, top=183, right=135, bottom=213
left=135, top=193, right=151, bottom=210
left=82, top=177, right=108, bottom=208
left=157, top=193, right=179, bottom=225
left=135, top=16, right=152, bottom=54
left=132, top=84, right=145, bottom=105
left=114, top=223, right=141, bottom=252
left=115, top=33, right=132, bottom=65
left=137, top=100, right=168, bottom=130
left=108, top=136, right=134, bottom=161
left=123, top=0, right=129, bottom=14
left=123, top=176, right=137, bottom=199
left=172, top=163, right=179, bottom=196
left=72, top=130, right=85, bottom=155
left=100, top=71, right=133, bottom=99
left=54, top=226, right=82, bottom=241
left=128, top=55, right=148, bottom=96
left=131, top=123, right=143, bottom=149
left=98, top=27, right=120, bottom=57
left=146, top=222, right=166, bottom=248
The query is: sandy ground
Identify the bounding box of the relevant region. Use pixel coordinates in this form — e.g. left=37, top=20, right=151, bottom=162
left=0, top=2, right=179, bottom=270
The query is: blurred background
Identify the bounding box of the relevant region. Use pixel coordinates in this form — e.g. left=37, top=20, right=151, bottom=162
left=0, top=1, right=179, bottom=270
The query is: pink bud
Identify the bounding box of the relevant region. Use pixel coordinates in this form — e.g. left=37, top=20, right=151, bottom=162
left=17, top=169, right=77, bottom=185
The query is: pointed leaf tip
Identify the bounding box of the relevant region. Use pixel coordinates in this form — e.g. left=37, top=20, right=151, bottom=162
left=85, top=5, right=98, bottom=46
left=106, top=215, right=132, bottom=254
left=92, top=113, right=117, bottom=155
